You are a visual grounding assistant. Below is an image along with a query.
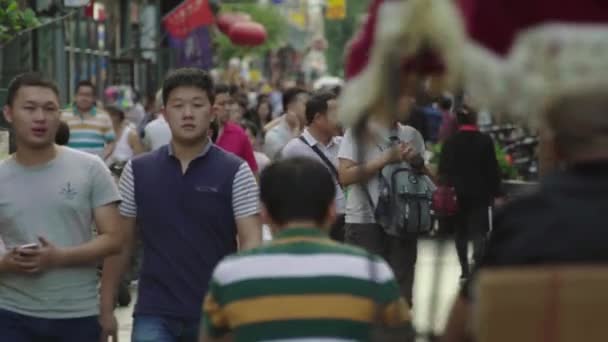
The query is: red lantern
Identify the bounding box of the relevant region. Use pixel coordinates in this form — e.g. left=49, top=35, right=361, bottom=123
left=217, top=12, right=252, bottom=34
left=228, top=21, right=267, bottom=46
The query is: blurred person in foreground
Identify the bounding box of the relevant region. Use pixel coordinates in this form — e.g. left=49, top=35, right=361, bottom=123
left=201, top=157, right=413, bottom=342
left=442, top=87, right=608, bottom=342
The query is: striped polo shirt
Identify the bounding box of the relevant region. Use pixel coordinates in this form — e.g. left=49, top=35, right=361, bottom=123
left=62, top=106, right=114, bottom=157
left=202, top=228, right=411, bottom=341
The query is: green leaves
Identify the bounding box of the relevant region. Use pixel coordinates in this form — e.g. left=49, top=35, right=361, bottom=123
left=0, top=0, right=40, bottom=45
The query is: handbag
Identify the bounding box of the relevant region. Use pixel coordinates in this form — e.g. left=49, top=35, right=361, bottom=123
left=432, top=185, right=459, bottom=217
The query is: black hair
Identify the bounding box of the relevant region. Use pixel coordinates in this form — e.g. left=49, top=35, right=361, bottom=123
left=162, top=68, right=215, bottom=106
left=254, top=95, right=273, bottom=126
left=282, top=87, right=306, bottom=112
left=240, top=119, right=259, bottom=137
left=305, top=91, right=337, bottom=125
left=105, top=104, right=126, bottom=121
left=214, top=83, right=231, bottom=96
left=439, top=95, right=453, bottom=111
left=76, top=80, right=96, bottom=94
left=260, top=157, right=336, bottom=226
left=456, top=105, right=477, bottom=125
left=55, top=121, right=70, bottom=146
left=6, top=72, right=60, bottom=106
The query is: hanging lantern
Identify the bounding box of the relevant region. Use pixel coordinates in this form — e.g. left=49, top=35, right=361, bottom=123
left=228, top=21, right=267, bottom=46
left=217, top=12, right=252, bottom=35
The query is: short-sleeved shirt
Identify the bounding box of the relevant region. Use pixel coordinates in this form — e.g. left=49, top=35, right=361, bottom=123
left=143, top=116, right=172, bottom=151
left=118, top=141, right=259, bottom=220
left=264, top=116, right=295, bottom=160
left=281, top=128, right=345, bottom=214
left=217, top=122, right=258, bottom=173
left=62, top=106, right=115, bottom=158
left=338, top=124, right=426, bottom=224
left=202, top=227, right=410, bottom=341
left=0, top=147, right=120, bottom=318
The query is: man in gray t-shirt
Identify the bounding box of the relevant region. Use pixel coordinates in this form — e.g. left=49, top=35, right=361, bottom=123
left=0, top=73, right=122, bottom=341
left=338, top=122, right=427, bottom=305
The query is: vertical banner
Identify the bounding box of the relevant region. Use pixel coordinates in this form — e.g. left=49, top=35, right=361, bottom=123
left=326, top=0, right=346, bottom=20
left=170, top=26, right=213, bottom=70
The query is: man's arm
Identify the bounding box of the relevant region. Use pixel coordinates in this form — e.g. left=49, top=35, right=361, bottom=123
left=99, top=215, right=137, bottom=342
left=99, top=160, right=139, bottom=341
left=236, top=216, right=262, bottom=251
left=241, top=135, right=258, bottom=174
left=55, top=202, right=123, bottom=267
left=232, top=163, right=262, bottom=250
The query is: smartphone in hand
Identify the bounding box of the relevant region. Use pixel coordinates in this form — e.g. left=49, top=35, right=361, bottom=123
left=18, top=243, right=39, bottom=256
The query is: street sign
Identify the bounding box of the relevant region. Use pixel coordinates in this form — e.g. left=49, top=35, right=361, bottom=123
left=326, top=0, right=346, bottom=20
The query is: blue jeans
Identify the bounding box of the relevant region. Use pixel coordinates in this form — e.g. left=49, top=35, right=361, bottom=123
left=132, top=315, right=199, bottom=342
left=0, top=308, right=100, bottom=342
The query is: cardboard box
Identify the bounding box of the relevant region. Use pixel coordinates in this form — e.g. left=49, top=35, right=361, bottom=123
left=473, top=266, right=608, bottom=342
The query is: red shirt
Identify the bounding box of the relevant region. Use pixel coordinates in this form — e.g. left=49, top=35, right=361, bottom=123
left=216, top=122, right=258, bottom=173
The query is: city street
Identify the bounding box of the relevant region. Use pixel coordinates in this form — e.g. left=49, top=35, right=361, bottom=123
left=116, top=238, right=462, bottom=340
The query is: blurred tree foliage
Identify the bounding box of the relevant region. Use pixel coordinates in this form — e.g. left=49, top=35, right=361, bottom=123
left=0, top=0, right=39, bottom=46
left=324, top=0, right=370, bottom=77
left=213, top=3, right=287, bottom=64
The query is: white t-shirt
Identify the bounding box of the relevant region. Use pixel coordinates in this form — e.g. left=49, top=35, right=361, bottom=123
left=143, top=116, right=172, bottom=151
left=337, top=124, right=425, bottom=224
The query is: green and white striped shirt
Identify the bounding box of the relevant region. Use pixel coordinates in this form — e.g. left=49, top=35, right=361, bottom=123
left=202, top=227, right=411, bottom=341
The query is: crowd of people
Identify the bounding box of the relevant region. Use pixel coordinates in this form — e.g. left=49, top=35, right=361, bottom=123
left=1, top=51, right=607, bottom=342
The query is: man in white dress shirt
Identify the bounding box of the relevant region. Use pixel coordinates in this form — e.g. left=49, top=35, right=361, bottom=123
left=281, top=91, right=345, bottom=241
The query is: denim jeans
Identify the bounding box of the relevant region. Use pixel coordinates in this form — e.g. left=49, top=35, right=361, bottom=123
left=132, top=315, right=199, bottom=342
left=0, top=308, right=100, bottom=342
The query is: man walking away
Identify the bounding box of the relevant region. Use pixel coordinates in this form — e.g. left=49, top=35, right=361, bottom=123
left=100, top=68, right=262, bottom=342
left=439, top=106, right=502, bottom=281
left=201, top=157, right=413, bottom=342
left=62, top=80, right=115, bottom=159
left=0, top=73, right=123, bottom=341
left=282, top=91, right=345, bottom=241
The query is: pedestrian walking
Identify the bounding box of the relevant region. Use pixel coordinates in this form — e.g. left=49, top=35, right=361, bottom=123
left=282, top=91, right=346, bottom=241
left=62, top=80, right=115, bottom=159
left=100, top=68, right=262, bottom=342
left=0, top=73, right=123, bottom=341
left=438, top=106, right=502, bottom=280
left=264, top=88, right=308, bottom=159
left=201, top=157, right=413, bottom=342
left=213, top=84, right=258, bottom=173
left=338, top=117, right=430, bottom=306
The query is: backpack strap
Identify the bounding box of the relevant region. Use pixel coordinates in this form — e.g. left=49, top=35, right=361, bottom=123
left=299, top=135, right=342, bottom=187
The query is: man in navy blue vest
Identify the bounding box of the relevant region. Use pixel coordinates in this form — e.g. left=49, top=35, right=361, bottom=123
left=99, top=68, right=262, bottom=342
